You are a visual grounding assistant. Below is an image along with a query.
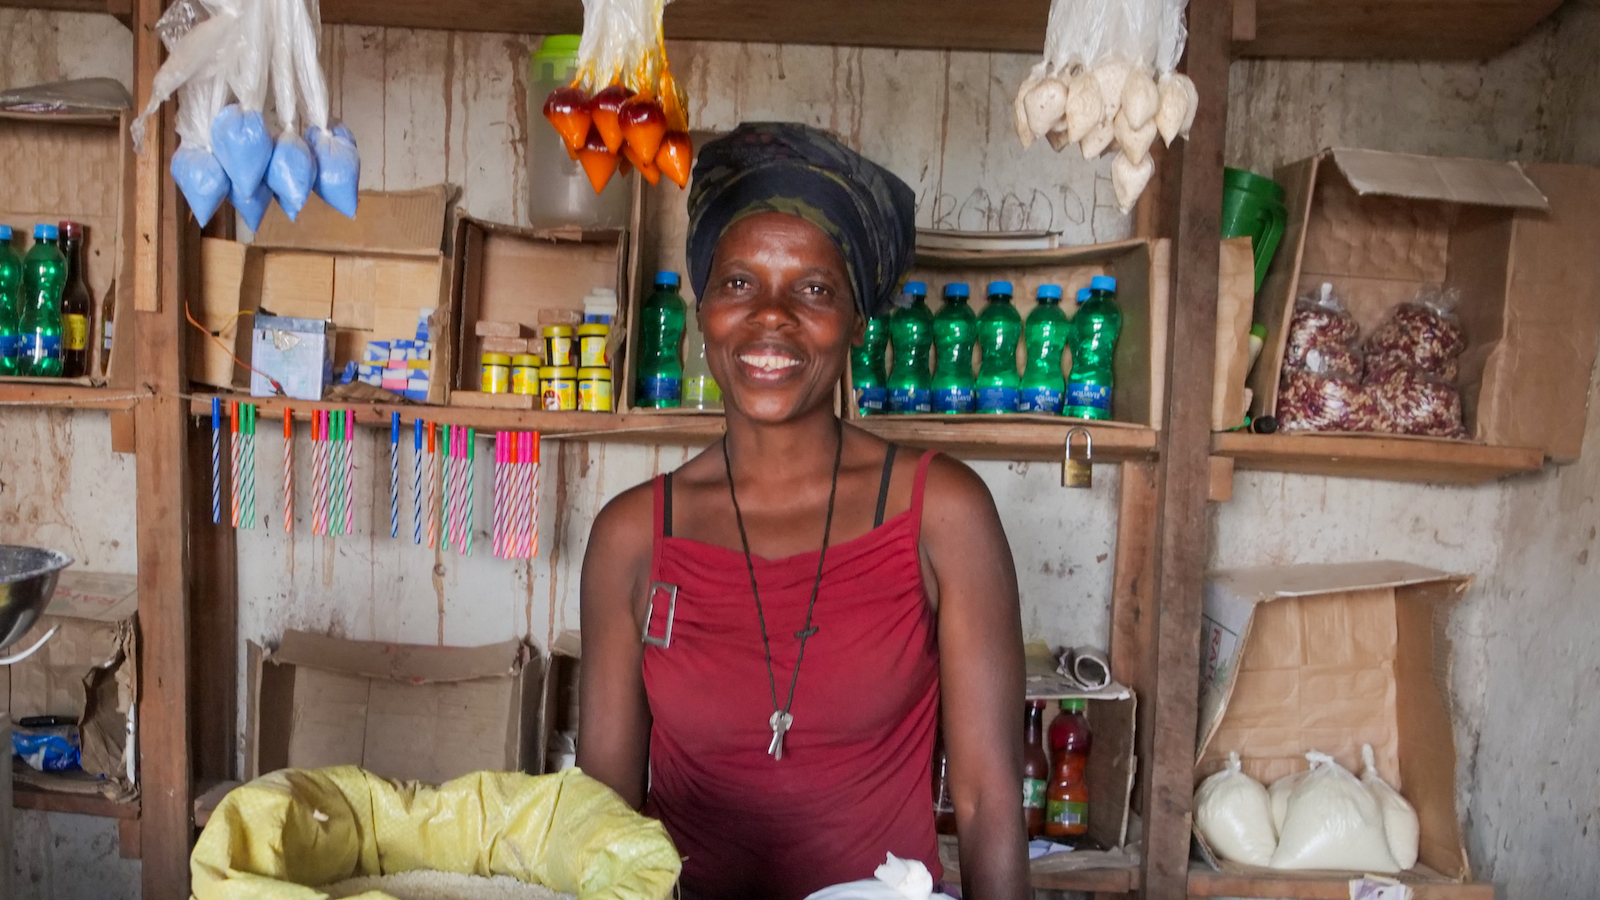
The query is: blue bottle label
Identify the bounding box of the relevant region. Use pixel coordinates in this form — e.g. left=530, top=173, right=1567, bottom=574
left=0, top=334, right=16, bottom=356
left=855, top=385, right=887, bottom=413
left=640, top=375, right=682, bottom=403
left=1019, top=386, right=1063, bottom=414
left=976, top=386, right=1019, bottom=413
left=1066, top=382, right=1112, bottom=411
left=888, top=387, right=931, bottom=414
left=932, top=386, right=974, bottom=413
left=25, top=333, right=61, bottom=358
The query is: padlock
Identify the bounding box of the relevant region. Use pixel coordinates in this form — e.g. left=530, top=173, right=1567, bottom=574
left=1063, top=428, right=1093, bottom=489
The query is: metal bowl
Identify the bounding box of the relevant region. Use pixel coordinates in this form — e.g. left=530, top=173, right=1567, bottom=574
left=0, top=546, right=73, bottom=652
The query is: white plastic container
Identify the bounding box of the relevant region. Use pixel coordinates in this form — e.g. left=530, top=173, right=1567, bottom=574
left=527, top=35, right=631, bottom=230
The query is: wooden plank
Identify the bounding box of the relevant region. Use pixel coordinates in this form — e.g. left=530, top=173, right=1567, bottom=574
left=183, top=393, right=1158, bottom=461
left=0, top=383, right=146, bottom=409
left=187, top=409, right=237, bottom=796
left=1232, top=0, right=1256, bottom=42
left=1213, top=432, right=1546, bottom=484
left=193, top=780, right=242, bottom=828
left=1138, top=0, right=1230, bottom=896
left=133, top=0, right=195, bottom=893
left=11, top=784, right=139, bottom=819
left=1109, top=461, right=1158, bottom=830
left=1237, top=0, right=1562, bottom=59
left=1206, top=455, right=1233, bottom=503
left=1031, top=865, right=1138, bottom=893
left=1188, top=866, right=1495, bottom=900
left=0, top=0, right=114, bottom=11
left=118, top=817, right=140, bottom=859
left=110, top=409, right=136, bottom=453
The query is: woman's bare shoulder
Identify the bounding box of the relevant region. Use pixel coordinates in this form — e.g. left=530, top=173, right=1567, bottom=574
left=921, top=451, right=1000, bottom=518
left=585, top=479, right=658, bottom=577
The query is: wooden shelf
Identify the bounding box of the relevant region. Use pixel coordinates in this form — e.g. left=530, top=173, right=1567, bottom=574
left=1213, top=432, right=1545, bottom=484
left=0, top=382, right=145, bottom=411
left=188, top=393, right=1157, bottom=462
left=1189, top=864, right=1493, bottom=900
left=5, top=0, right=1556, bottom=59
left=13, top=782, right=139, bottom=819
left=1031, top=863, right=1139, bottom=893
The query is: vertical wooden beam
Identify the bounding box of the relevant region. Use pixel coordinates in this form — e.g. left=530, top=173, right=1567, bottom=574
left=1109, top=460, right=1159, bottom=820
left=133, top=0, right=195, bottom=894
left=189, top=388, right=238, bottom=789
left=1139, top=0, right=1231, bottom=897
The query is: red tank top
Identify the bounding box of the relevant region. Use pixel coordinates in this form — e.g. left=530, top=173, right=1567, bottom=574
left=641, top=448, right=942, bottom=900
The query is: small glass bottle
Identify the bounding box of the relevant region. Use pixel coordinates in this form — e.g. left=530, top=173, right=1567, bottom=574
left=1023, top=700, right=1050, bottom=837
left=681, top=309, right=722, bottom=410
left=58, top=221, right=92, bottom=378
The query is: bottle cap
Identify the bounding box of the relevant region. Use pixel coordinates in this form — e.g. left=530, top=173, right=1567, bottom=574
left=904, top=281, right=928, bottom=297
left=655, top=271, right=680, bottom=287
left=1090, top=275, right=1117, bottom=293
left=59, top=221, right=84, bottom=239
left=1250, top=323, right=1268, bottom=339
left=0, top=225, right=10, bottom=241
left=942, top=282, right=969, bottom=299
left=34, top=223, right=58, bottom=240
left=1076, top=288, right=1091, bottom=304
left=482, top=353, right=513, bottom=365
left=987, top=281, right=1013, bottom=296
left=1036, top=284, right=1063, bottom=301
left=1060, top=698, right=1087, bottom=712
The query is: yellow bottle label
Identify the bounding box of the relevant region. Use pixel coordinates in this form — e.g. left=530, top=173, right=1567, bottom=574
left=578, top=378, right=613, bottom=412
left=63, top=315, right=89, bottom=351
left=542, top=378, right=576, bottom=411
left=545, top=336, right=574, bottom=368
left=481, top=365, right=510, bottom=393
left=512, top=367, right=539, bottom=395
left=579, top=335, right=608, bottom=368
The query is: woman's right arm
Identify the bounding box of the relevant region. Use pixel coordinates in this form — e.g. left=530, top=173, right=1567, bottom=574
left=576, top=485, right=655, bottom=809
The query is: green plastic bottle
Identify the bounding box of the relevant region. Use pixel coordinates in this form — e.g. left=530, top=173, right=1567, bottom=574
left=635, top=271, right=685, bottom=408
left=887, top=281, right=933, bottom=414
left=975, top=280, right=1022, bottom=413
left=851, top=310, right=890, bottom=416
left=1020, top=284, right=1069, bottom=414
left=0, top=226, right=22, bottom=376
left=931, top=282, right=976, bottom=414
left=1065, top=276, right=1122, bottom=420
left=19, top=223, right=66, bottom=378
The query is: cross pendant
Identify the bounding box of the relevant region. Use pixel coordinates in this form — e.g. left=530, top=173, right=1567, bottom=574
left=767, top=710, right=794, bottom=760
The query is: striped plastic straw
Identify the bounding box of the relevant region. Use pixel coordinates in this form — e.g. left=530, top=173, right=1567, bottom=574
left=283, top=410, right=293, bottom=533
left=528, top=433, right=540, bottom=558
left=389, top=412, right=401, bottom=539
left=310, top=411, right=323, bottom=536
left=229, top=402, right=241, bottom=528
left=211, top=397, right=222, bottom=525
left=330, top=411, right=345, bottom=536
left=412, top=419, right=424, bottom=545
left=242, top=404, right=257, bottom=529
left=463, top=428, right=476, bottom=556
left=425, top=422, right=438, bottom=549
left=492, top=432, right=506, bottom=558
left=344, top=410, right=356, bottom=536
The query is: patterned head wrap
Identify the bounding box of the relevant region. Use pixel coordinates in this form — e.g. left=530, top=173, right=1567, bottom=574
left=686, top=123, right=917, bottom=320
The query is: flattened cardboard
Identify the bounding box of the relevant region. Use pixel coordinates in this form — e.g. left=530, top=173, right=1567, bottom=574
left=248, top=631, right=542, bottom=786
left=254, top=186, right=454, bottom=256
left=1196, top=562, right=1473, bottom=880
left=1250, top=149, right=1600, bottom=459
left=0, top=111, right=136, bottom=386
left=1213, top=238, right=1257, bottom=431
left=537, top=630, right=582, bottom=775
left=192, top=238, right=263, bottom=389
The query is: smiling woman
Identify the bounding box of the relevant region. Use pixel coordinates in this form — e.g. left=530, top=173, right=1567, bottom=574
left=578, top=123, right=1029, bottom=900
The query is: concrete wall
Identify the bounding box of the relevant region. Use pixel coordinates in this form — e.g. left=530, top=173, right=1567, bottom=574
left=4, top=4, right=1600, bottom=898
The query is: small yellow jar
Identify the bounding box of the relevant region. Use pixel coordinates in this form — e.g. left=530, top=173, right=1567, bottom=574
left=480, top=353, right=512, bottom=393
left=511, top=354, right=540, bottom=395
left=542, top=366, right=578, bottom=411
left=543, top=326, right=575, bottom=368
left=577, top=323, right=610, bottom=368
left=578, top=367, right=613, bottom=412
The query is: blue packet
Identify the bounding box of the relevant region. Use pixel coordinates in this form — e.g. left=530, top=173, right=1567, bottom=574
left=13, top=725, right=82, bottom=773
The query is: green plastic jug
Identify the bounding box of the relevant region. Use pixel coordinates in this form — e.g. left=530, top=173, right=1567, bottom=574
left=1221, top=167, right=1287, bottom=294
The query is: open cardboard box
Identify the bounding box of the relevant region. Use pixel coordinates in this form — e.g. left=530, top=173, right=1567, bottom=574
left=1196, top=562, right=1474, bottom=881
left=0, top=570, right=138, bottom=800
left=447, top=213, right=635, bottom=410
left=0, top=111, right=136, bottom=388
left=195, top=187, right=456, bottom=402
left=246, top=630, right=542, bottom=784
left=1251, top=149, right=1600, bottom=460
left=843, top=239, right=1171, bottom=430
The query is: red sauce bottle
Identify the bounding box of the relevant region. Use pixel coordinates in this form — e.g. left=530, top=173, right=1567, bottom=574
left=1045, top=698, right=1091, bottom=838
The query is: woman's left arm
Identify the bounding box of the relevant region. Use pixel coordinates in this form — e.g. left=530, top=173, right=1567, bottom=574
left=921, top=456, right=1029, bottom=900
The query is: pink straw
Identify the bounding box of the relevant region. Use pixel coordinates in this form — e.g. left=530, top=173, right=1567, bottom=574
left=528, top=434, right=540, bottom=559
left=344, top=410, right=356, bottom=536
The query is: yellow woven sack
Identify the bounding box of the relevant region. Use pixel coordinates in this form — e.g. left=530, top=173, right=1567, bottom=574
left=191, top=766, right=680, bottom=900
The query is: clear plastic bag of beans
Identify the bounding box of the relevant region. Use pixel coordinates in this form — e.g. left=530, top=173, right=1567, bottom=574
left=1284, top=283, right=1361, bottom=369
left=1277, top=365, right=1379, bottom=433
left=1364, top=285, right=1466, bottom=375
left=1365, top=359, right=1467, bottom=438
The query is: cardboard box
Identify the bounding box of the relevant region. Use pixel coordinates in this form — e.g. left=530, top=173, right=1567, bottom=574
left=246, top=631, right=542, bottom=784
left=1212, top=238, right=1257, bottom=431
left=0, top=570, right=138, bottom=800
left=448, top=214, right=632, bottom=408
left=841, top=239, right=1171, bottom=429
left=1196, top=562, right=1473, bottom=879
left=538, top=630, right=581, bottom=775
left=1024, top=643, right=1138, bottom=852
left=1252, top=150, right=1600, bottom=459
left=199, top=186, right=456, bottom=401
left=0, top=111, right=136, bottom=388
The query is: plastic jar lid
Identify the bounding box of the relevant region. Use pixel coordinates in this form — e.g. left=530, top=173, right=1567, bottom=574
left=482, top=353, right=513, bottom=365
left=549, top=366, right=579, bottom=378
left=512, top=354, right=539, bottom=366
left=538, top=366, right=558, bottom=378
left=578, top=367, right=611, bottom=379
left=543, top=325, right=574, bottom=337
left=577, top=323, right=609, bottom=337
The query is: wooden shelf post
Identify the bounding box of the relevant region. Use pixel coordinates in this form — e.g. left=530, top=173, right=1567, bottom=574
left=1138, top=0, right=1231, bottom=896
left=132, top=0, right=197, bottom=893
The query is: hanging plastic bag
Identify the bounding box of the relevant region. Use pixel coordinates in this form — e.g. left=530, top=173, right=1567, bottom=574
left=1193, top=751, right=1277, bottom=866
left=802, top=854, right=955, bottom=900
left=1359, top=744, right=1420, bottom=870
left=282, top=0, right=360, bottom=217
left=264, top=0, right=316, bottom=218
left=211, top=0, right=273, bottom=198
left=1270, top=751, right=1400, bottom=872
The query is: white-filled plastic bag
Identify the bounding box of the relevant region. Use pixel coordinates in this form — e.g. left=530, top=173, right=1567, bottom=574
left=1361, top=744, right=1420, bottom=870
left=1270, top=751, right=1400, bottom=872
left=802, top=854, right=954, bottom=900
left=1194, top=751, right=1277, bottom=866
left=1268, top=768, right=1307, bottom=836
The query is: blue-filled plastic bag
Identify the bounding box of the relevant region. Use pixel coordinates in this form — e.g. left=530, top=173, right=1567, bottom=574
left=211, top=103, right=272, bottom=197
left=309, top=122, right=360, bottom=218
left=171, top=138, right=231, bottom=227
left=231, top=175, right=273, bottom=232
left=13, top=726, right=82, bottom=773
left=266, top=130, right=317, bottom=220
